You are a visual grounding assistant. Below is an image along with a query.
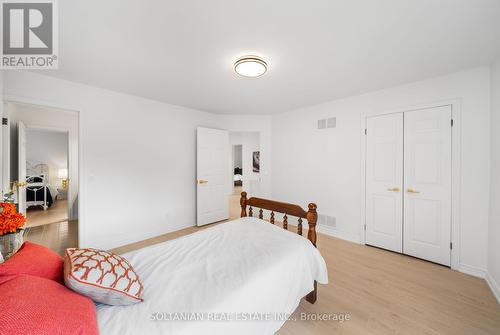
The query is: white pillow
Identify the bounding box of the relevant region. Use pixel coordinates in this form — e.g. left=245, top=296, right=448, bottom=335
left=64, top=248, right=144, bottom=305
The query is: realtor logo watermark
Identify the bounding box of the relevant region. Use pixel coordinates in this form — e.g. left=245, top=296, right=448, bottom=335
left=1, top=0, right=58, bottom=69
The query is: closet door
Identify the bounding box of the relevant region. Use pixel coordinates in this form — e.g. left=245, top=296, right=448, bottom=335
left=403, top=106, right=452, bottom=266
left=365, top=113, right=404, bottom=253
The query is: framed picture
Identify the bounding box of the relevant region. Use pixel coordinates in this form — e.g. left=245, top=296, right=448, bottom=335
left=253, top=151, right=260, bottom=173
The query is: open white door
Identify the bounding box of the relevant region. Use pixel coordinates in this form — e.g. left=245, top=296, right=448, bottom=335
left=197, top=127, right=229, bottom=226
left=403, top=106, right=452, bottom=266
left=365, top=113, right=404, bottom=253
left=17, top=121, right=27, bottom=216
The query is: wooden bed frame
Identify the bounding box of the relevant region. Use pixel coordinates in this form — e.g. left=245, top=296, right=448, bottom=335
left=239, top=191, right=319, bottom=304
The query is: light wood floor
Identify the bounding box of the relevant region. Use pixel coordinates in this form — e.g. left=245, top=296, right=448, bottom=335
left=23, top=220, right=78, bottom=256
left=26, top=199, right=69, bottom=227
left=229, top=185, right=243, bottom=219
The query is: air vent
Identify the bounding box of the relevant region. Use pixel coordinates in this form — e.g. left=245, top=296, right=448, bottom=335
left=327, top=117, right=336, bottom=128
left=318, top=214, right=336, bottom=227
left=2, top=118, right=7, bottom=125
left=318, top=214, right=326, bottom=225
left=317, top=119, right=326, bottom=130
left=317, top=117, right=336, bottom=130
left=326, top=215, right=336, bottom=227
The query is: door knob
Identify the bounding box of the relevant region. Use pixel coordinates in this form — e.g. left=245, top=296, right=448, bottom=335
left=14, top=181, right=27, bottom=187
left=407, top=188, right=420, bottom=194
left=387, top=187, right=400, bottom=192
left=197, top=180, right=208, bottom=185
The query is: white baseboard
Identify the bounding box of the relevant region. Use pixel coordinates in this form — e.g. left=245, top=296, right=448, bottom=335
left=456, top=263, right=487, bottom=278
left=486, top=272, right=500, bottom=304
left=93, top=221, right=194, bottom=250
left=316, top=224, right=361, bottom=244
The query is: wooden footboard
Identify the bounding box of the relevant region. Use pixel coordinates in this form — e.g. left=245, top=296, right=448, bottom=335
left=239, top=192, right=319, bottom=303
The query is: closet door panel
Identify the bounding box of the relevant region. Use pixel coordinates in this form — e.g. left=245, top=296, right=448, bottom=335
left=365, top=113, right=403, bottom=253
left=403, top=105, right=452, bottom=266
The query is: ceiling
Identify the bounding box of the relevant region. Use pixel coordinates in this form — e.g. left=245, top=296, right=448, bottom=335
left=42, top=0, right=500, bottom=114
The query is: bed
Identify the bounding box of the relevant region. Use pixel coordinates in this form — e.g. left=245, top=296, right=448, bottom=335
left=97, top=193, right=328, bottom=335
left=26, top=174, right=53, bottom=210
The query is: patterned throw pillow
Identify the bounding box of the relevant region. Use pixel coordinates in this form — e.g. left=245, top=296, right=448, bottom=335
left=64, top=248, right=144, bottom=306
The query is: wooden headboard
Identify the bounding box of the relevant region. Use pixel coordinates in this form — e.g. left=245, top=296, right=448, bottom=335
left=239, top=192, right=318, bottom=247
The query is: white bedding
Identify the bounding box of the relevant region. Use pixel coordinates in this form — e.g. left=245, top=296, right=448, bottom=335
left=97, top=217, right=328, bottom=335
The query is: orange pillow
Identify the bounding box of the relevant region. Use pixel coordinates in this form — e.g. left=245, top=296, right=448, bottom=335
left=64, top=248, right=144, bottom=305
left=0, top=241, right=64, bottom=285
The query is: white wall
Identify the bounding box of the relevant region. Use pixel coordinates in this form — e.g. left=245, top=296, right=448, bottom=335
left=488, top=56, right=500, bottom=301
left=272, top=67, right=491, bottom=273
left=4, top=71, right=218, bottom=250
left=26, top=129, right=68, bottom=195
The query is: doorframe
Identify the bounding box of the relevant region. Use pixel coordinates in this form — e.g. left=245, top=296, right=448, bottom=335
left=360, top=99, right=462, bottom=270
left=4, top=95, right=84, bottom=247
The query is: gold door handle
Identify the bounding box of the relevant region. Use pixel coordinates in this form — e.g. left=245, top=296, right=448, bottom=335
left=14, top=181, right=27, bottom=187
left=387, top=187, right=400, bottom=192
left=407, top=188, right=420, bottom=194
left=197, top=180, right=208, bottom=185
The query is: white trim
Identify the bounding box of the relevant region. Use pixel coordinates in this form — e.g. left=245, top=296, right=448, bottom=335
left=3, top=94, right=85, bottom=247
left=317, top=224, right=361, bottom=244
left=96, top=221, right=195, bottom=251
left=360, top=99, right=462, bottom=270
left=486, top=272, right=500, bottom=304
left=456, top=263, right=486, bottom=278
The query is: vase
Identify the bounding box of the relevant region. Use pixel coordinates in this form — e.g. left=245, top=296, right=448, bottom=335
left=0, top=230, right=24, bottom=263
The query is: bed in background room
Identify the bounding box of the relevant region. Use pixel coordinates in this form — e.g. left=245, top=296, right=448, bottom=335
left=234, top=167, right=243, bottom=186
left=26, top=174, right=53, bottom=210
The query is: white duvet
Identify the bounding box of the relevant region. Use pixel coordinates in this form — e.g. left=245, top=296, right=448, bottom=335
left=97, top=217, right=328, bottom=335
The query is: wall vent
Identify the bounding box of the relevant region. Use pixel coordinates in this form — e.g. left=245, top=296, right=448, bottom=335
left=2, top=118, right=7, bottom=125
left=317, top=119, right=326, bottom=130
left=317, top=117, right=336, bottom=130
left=326, top=215, right=336, bottom=227
left=318, top=214, right=336, bottom=227
left=327, top=117, right=336, bottom=128
left=318, top=214, right=326, bottom=225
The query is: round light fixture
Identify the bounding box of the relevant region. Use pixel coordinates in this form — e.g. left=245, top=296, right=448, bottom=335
left=234, top=55, right=268, bottom=77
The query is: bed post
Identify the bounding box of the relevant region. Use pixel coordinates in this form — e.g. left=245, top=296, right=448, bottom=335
left=306, top=203, right=317, bottom=247
left=240, top=192, right=248, bottom=217
left=306, top=203, right=318, bottom=304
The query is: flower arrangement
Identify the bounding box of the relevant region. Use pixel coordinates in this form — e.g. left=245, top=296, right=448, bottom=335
left=0, top=202, right=26, bottom=236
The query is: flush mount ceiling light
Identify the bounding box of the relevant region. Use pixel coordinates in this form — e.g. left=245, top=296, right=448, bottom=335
left=234, top=55, right=268, bottom=77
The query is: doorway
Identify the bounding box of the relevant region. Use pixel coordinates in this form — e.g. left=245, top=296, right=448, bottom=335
left=24, top=128, right=69, bottom=227
left=228, top=131, right=261, bottom=219
left=2, top=101, right=79, bottom=255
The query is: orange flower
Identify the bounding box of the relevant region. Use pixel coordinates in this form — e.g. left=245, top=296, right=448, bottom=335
left=0, top=202, right=26, bottom=236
